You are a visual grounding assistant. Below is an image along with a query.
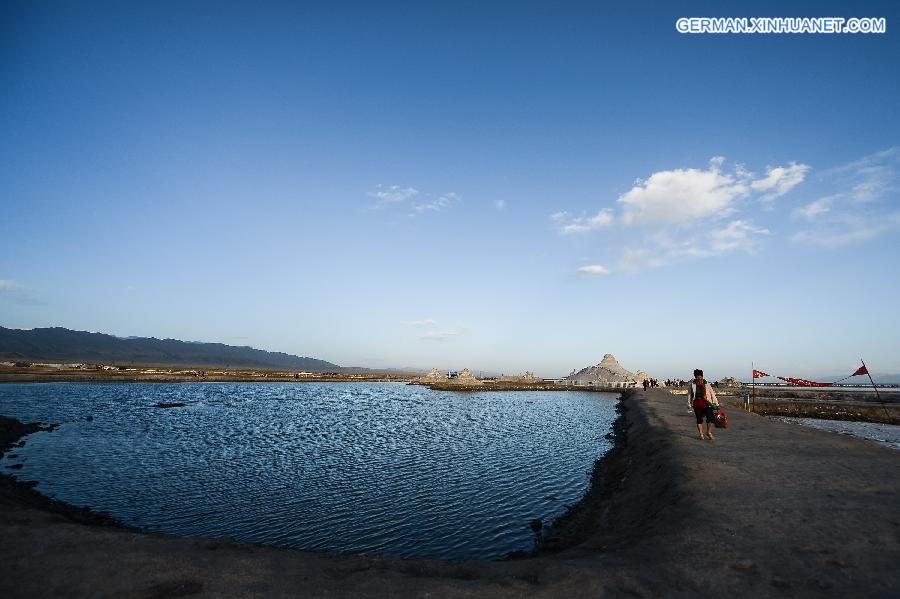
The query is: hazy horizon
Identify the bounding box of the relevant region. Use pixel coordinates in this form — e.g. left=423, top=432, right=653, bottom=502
left=2, top=1, right=899, bottom=381
left=3, top=324, right=898, bottom=383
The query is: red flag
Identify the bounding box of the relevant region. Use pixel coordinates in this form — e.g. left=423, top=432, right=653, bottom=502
left=752, top=369, right=769, bottom=378
left=777, top=376, right=833, bottom=387
left=852, top=365, right=868, bottom=376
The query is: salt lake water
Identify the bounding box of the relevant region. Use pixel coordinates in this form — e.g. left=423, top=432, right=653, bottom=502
left=0, top=382, right=617, bottom=560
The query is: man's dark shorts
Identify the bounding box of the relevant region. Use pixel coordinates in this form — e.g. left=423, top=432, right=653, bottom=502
left=694, top=406, right=716, bottom=424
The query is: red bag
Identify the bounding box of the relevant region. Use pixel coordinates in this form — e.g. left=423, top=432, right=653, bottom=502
left=714, top=409, right=728, bottom=429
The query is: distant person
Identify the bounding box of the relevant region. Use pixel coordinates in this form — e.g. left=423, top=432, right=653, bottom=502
left=687, top=368, right=719, bottom=440
left=643, top=379, right=649, bottom=391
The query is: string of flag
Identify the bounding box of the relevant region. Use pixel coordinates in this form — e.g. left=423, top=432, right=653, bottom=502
left=750, top=359, right=886, bottom=418
left=750, top=362, right=872, bottom=387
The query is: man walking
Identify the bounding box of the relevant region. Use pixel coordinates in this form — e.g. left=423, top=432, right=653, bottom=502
left=687, top=368, right=720, bottom=440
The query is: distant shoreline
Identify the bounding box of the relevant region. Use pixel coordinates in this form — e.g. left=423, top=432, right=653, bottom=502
left=0, top=365, right=416, bottom=385
left=5, top=366, right=899, bottom=424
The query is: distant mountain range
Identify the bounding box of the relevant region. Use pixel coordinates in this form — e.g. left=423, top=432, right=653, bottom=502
left=0, top=327, right=342, bottom=371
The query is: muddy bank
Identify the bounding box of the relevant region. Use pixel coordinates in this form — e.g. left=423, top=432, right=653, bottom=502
left=0, top=416, right=133, bottom=530
left=0, top=416, right=57, bottom=451
left=535, top=399, right=629, bottom=553
left=3, top=390, right=899, bottom=597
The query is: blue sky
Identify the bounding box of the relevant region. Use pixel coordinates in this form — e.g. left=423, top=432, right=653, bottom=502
left=2, top=1, right=899, bottom=379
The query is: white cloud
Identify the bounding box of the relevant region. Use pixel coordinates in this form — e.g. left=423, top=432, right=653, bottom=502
left=791, top=147, right=899, bottom=248
left=734, top=163, right=753, bottom=179
left=369, top=184, right=462, bottom=216
left=406, top=319, right=468, bottom=341
left=557, top=156, right=810, bottom=274
left=494, top=199, right=506, bottom=211
left=617, top=248, right=667, bottom=273
left=611, top=219, right=767, bottom=273
left=703, top=220, right=770, bottom=255
left=618, top=159, right=751, bottom=225
left=420, top=330, right=459, bottom=341
left=0, top=279, right=23, bottom=293
left=557, top=149, right=898, bottom=273
left=0, top=279, right=43, bottom=306
left=556, top=209, right=614, bottom=234
left=367, top=184, right=419, bottom=206
left=791, top=212, right=900, bottom=249
left=576, top=264, right=610, bottom=275
left=824, top=146, right=898, bottom=203
left=750, top=162, right=810, bottom=201
left=404, top=319, right=437, bottom=326
left=413, top=192, right=459, bottom=214
left=615, top=157, right=808, bottom=225
left=793, top=197, right=833, bottom=220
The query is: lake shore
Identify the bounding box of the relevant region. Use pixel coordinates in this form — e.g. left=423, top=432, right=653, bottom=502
left=0, top=365, right=415, bottom=384
left=415, top=380, right=609, bottom=392
left=2, top=388, right=899, bottom=597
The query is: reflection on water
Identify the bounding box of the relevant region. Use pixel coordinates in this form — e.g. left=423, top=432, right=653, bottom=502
left=0, top=382, right=617, bottom=560
left=777, top=417, right=900, bottom=451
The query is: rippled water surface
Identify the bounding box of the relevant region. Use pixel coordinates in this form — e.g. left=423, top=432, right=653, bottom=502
left=0, top=382, right=617, bottom=559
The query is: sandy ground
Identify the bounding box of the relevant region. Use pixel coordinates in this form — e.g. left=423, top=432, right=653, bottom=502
left=1, top=389, right=898, bottom=598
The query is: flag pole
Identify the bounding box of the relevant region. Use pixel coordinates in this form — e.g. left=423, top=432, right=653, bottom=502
left=751, top=362, right=756, bottom=412
left=862, top=359, right=891, bottom=422
left=861, top=359, right=881, bottom=401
